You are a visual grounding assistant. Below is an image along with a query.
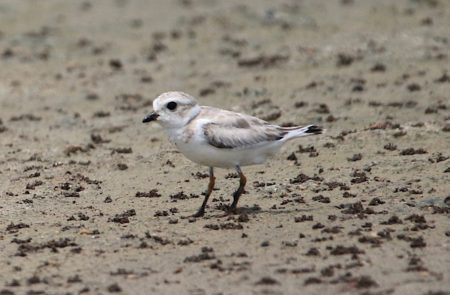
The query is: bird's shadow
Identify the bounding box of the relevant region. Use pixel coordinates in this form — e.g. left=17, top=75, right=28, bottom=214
left=208, top=204, right=314, bottom=218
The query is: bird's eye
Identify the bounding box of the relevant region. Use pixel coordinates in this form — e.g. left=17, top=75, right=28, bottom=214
left=166, top=101, right=177, bottom=111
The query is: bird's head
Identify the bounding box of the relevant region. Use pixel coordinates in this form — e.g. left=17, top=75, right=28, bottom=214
left=143, top=91, right=200, bottom=129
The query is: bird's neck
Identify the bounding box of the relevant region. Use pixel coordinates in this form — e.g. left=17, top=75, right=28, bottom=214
left=183, top=105, right=201, bottom=126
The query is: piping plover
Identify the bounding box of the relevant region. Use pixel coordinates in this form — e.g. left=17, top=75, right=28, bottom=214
left=143, top=91, right=322, bottom=217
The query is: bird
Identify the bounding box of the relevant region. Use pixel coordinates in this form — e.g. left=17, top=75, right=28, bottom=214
left=143, top=91, right=322, bottom=217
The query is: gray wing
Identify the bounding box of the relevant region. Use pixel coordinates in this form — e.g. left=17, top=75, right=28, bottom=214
left=202, top=111, right=286, bottom=149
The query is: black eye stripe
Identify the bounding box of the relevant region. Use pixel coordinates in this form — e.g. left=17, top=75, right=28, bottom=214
left=167, top=101, right=177, bottom=111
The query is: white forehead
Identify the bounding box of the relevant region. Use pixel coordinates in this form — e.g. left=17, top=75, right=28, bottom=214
left=153, top=91, right=198, bottom=110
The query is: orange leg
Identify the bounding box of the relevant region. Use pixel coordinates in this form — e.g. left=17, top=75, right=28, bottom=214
left=192, top=167, right=215, bottom=217
left=229, top=166, right=246, bottom=211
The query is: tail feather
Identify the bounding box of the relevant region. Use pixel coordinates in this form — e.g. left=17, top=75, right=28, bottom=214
left=304, top=125, right=323, bottom=135
left=280, top=124, right=323, bottom=140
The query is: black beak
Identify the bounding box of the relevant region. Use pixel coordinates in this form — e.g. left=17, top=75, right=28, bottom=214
left=142, top=112, right=159, bottom=123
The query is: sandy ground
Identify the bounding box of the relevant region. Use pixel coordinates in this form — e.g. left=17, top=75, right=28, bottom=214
left=0, top=0, right=449, bottom=294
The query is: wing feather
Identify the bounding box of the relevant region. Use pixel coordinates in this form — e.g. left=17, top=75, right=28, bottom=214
left=202, top=110, right=285, bottom=149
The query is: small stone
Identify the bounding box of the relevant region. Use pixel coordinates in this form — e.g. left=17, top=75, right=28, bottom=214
left=260, top=241, right=270, bottom=247
left=107, top=283, right=122, bottom=292
left=117, top=163, right=128, bottom=170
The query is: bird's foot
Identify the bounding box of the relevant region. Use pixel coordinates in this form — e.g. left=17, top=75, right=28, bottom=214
left=180, top=209, right=205, bottom=219
left=216, top=206, right=238, bottom=217
left=191, top=209, right=205, bottom=218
